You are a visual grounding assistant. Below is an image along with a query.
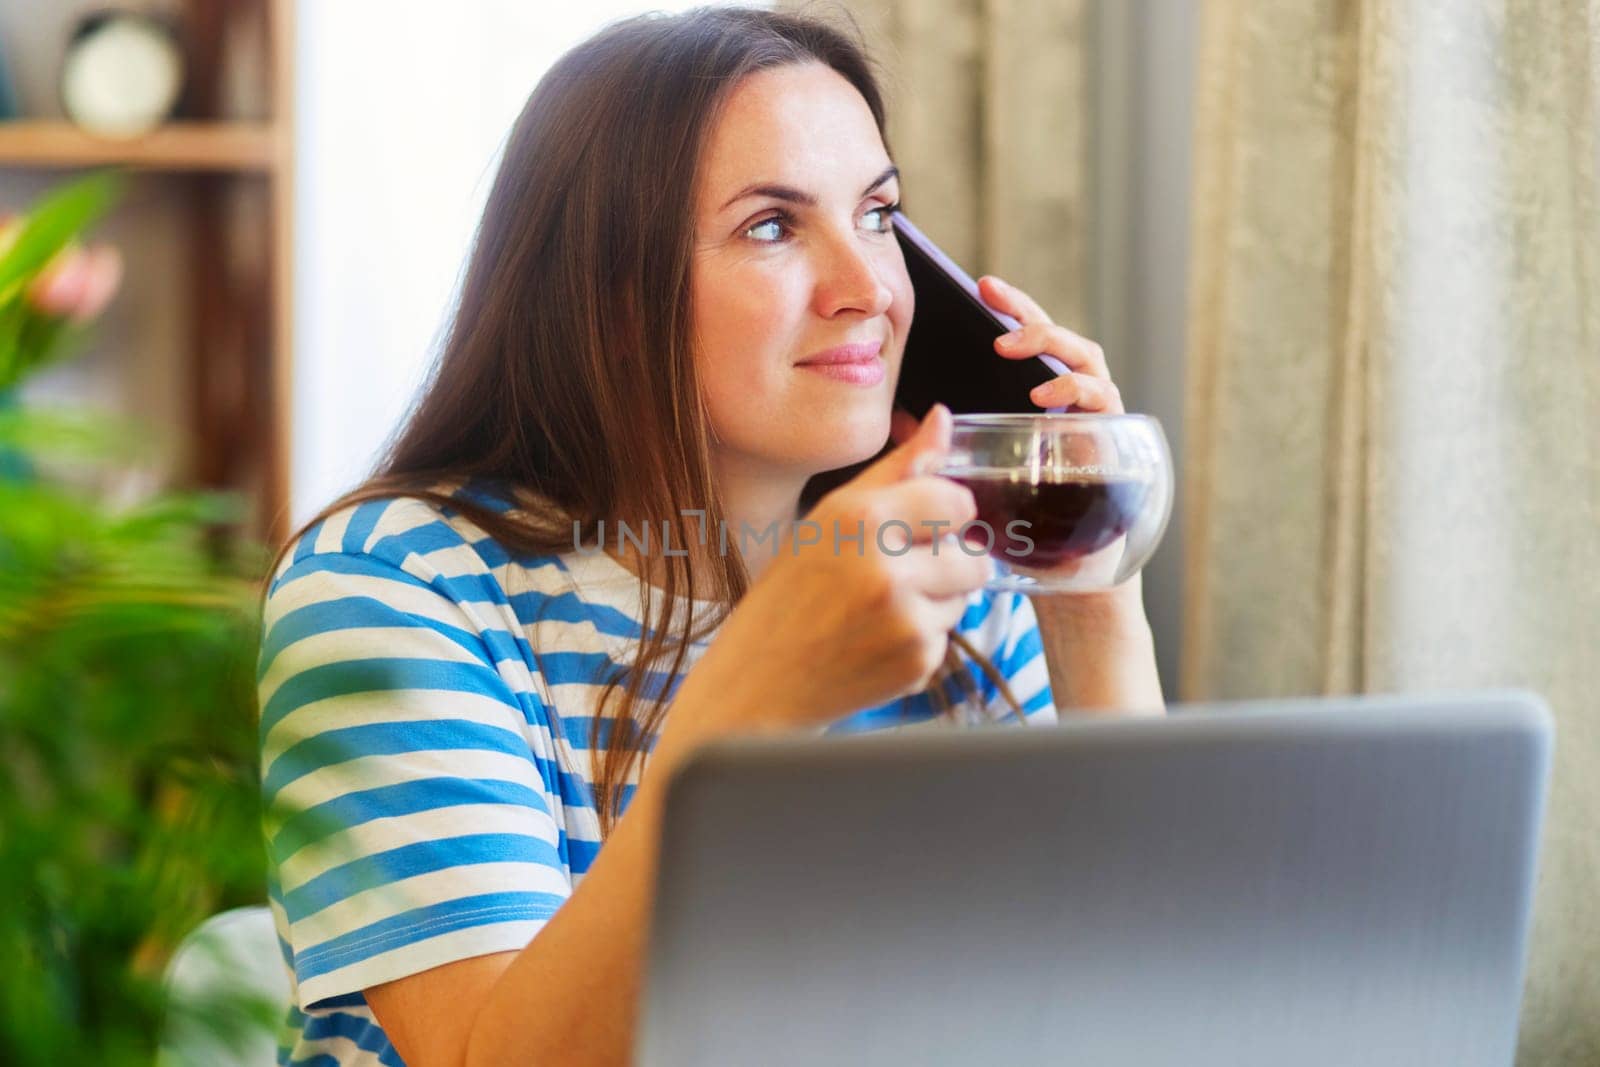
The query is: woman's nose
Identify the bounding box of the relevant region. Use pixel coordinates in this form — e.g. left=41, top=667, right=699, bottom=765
left=812, top=232, right=893, bottom=319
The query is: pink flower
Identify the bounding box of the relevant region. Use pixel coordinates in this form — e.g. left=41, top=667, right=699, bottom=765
left=26, top=242, right=124, bottom=323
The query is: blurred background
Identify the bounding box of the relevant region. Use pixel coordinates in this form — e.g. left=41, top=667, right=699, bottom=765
left=0, top=1, right=1593, bottom=1063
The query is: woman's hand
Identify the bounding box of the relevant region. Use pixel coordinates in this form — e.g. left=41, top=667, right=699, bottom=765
left=662, top=404, right=989, bottom=747
left=891, top=273, right=1134, bottom=590
left=977, top=274, right=1122, bottom=414
left=889, top=275, right=1146, bottom=622
left=886, top=274, right=1123, bottom=441
left=983, top=274, right=1146, bottom=605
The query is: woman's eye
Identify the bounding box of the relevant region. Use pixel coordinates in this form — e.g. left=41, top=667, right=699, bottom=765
left=864, top=203, right=902, bottom=231
left=745, top=214, right=790, bottom=243
left=744, top=201, right=900, bottom=244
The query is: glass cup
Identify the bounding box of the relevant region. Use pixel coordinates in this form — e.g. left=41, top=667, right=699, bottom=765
left=934, top=413, right=1174, bottom=595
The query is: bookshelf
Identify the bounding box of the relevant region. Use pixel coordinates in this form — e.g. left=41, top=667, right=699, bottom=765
left=0, top=0, right=295, bottom=548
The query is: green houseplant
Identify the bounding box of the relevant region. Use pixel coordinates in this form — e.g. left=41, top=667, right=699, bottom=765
left=0, top=174, right=275, bottom=1064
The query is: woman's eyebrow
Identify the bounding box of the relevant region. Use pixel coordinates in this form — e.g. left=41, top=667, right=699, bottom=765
left=719, top=164, right=899, bottom=211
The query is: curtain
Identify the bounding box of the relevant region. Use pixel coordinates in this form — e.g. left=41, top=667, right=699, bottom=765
left=785, top=0, right=1092, bottom=325
left=1183, top=2, right=1600, bottom=1061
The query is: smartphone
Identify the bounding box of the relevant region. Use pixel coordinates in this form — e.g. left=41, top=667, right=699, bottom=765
left=890, top=210, right=1070, bottom=418
left=799, top=211, right=1069, bottom=509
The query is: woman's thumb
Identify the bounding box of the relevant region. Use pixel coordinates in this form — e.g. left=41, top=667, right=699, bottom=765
left=859, top=403, right=952, bottom=486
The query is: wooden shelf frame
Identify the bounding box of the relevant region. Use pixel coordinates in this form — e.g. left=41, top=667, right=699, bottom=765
left=0, top=120, right=279, bottom=172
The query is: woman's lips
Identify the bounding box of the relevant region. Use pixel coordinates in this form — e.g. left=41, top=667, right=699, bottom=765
left=797, top=359, right=885, bottom=386
left=796, top=340, right=886, bottom=386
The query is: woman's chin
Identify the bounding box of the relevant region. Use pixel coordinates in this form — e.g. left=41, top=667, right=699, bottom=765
left=808, top=426, right=891, bottom=473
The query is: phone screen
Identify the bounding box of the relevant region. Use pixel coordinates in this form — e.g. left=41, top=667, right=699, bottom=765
left=891, top=211, right=1068, bottom=418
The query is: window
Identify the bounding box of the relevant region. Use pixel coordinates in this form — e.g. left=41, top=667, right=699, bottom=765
left=291, top=1, right=759, bottom=521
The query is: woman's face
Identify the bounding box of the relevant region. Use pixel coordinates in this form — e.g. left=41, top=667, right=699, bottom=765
left=690, top=62, right=913, bottom=485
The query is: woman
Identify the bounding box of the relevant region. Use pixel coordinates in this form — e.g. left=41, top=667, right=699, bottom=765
left=258, top=7, right=1163, bottom=1065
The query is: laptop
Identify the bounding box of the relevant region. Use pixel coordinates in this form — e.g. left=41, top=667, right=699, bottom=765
left=635, top=690, right=1552, bottom=1067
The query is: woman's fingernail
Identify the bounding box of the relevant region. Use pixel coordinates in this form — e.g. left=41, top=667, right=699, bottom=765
left=1030, top=383, right=1051, bottom=402
left=998, top=330, right=1020, bottom=344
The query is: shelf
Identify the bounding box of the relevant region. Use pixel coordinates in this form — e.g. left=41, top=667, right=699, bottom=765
left=0, top=121, right=279, bottom=173
left=2, top=0, right=297, bottom=547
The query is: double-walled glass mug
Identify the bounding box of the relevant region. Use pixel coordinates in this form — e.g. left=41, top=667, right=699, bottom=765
left=934, top=413, right=1174, bottom=595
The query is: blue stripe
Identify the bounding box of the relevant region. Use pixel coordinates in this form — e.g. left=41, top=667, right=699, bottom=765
left=266, top=556, right=698, bottom=683
left=471, top=535, right=512, bottom=568
left=828, top=695, right=939, bottom=734
left=508, top=588, right=646, bottom=640
left=282, top=831, right=564, bottom=923
left=270, top=551, right=429, bottom=599
left=364, top=519, right=471, bottom=561
left=260, top=590, right=644, bottom=692
left=298, top=1010, right=399, bottom=1063
left=312, top=993, right=366, bottom=1010
left=999, top=615, right=1044, bottom=678
left=295, top=891, right=564, bottom=985
left=611, top=781, right=641, bottom=815
left=283, top=550, right=512, bottom=607
left=959, top=588, right=999, bottom=631
left=269, top=775, right=551, bottom=861
left=565, top=834, right=601, bottom=872
left=288, top=1053, right=402, bottom=1067
left=262, top=728, right=602, bottom=827
left=260, top=654, right=518, bottom=736
left=340, top=500, right=390, bottom=555
left=264, top=697, right=601, bottom=812
left=546, top=754, right=602, bottom=808
left=942, top=666, right=977, bottom=707
left=553, top=713, right=657, bottom=751
left=262, top=717, right=532, bottom=800
left=537, top=650, right=676, bottom=698
left=478, top=626, right=531, bottom=666
left=268, top=551, right=512, bottom=610
left=258, top=596, right=491, bottom=680
left=292, top=522, right=322, bottom=564
left=454, top=479, right=518, bottom=514
left=512, top=583, right=708, bottom=646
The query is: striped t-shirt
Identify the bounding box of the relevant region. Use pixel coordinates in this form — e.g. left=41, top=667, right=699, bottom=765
left=257, top=479, right=1056, bottom=1066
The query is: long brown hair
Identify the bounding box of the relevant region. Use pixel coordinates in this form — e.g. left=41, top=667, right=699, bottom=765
left=265, top=5, right=1023, bottom=839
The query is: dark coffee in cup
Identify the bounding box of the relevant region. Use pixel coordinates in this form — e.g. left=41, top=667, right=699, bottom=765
left=938, top=413, right=1172, bottom=594
left=948, top=467, right=1151, bottom=569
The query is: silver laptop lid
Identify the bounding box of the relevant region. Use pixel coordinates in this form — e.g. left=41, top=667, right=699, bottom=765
left=637, top=690, right=1552, bottom=1067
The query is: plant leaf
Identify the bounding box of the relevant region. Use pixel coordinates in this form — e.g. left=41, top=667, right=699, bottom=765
left=0, top=171, right=121, bottom=299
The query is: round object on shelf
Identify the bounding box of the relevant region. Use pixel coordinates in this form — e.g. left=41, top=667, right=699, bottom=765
left=59, top=10, right=185, bottom=139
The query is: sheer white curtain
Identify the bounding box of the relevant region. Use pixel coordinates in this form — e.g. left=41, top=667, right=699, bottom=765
left=290, top=1, right=748, bottom=523
left=1182, top=3, right=1600, bottom=1061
